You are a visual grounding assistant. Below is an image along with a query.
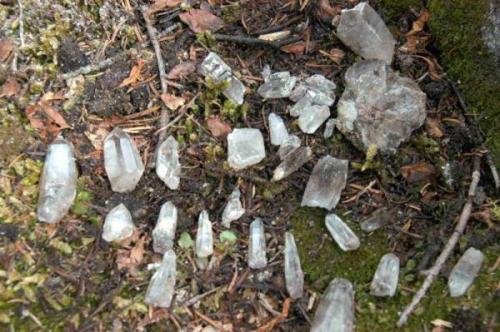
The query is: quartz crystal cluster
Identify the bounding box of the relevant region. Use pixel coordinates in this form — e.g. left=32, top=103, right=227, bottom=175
left=227, top=128, right=266, bottom=170
left=156, top=136, right=181, bottom=190
left=448, top=247, right=484, bottom=297
left=102, top=203, right=136, bottom=242
left=221, top=187, right=245, bottom=228
left=152, top=202, right=177, bottom=254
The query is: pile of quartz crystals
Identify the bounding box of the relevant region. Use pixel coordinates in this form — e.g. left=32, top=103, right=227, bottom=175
left=156, top=136, right=181, bottom=190
left=336, top=60, right=427, bottom=154
left=152, top=201, right=177, bottom=254
left=325, top=214, right=360, bottom=251
left=145, top=249, right=177, bottom=308
left=336, top=2, right=396, bottom=64
left=221, top=187, right=245, bottom=228
left=227, top=128, right=266, bottom=170
left=198, top=52, right=246, bottom=105
left=257, top=67, right=297, bottom=99
left=370, top=253, right=400, bottom=297
left=448, top=247, right=484, bottom=297
left=37, top=136, right=78, bottom=224
left=104, top=127, right=145, bottom=192
left=102, top=203, right=136, bottom=242
left=284, top=232, right=304, bottom=299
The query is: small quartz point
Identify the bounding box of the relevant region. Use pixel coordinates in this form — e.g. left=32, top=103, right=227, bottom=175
left=290, top=74, right=337, bottom=105
left=323, top=119, right=336, bottom=139
left=360, top=208, right=392, bottom=232
left=370, top=253, right=400, bottom=297
left=227, top=128, right=266, bottom=170
left=337, top=2, right=396, bottom=64
left=325, top=214, right=360, bottom=251
left=272, top=147, right=312, bottom=181
left=145, top=249, right=176, bottom=308
left=311, top=278, right=355, bottom=332
left=268, top=113, right=289, bottom=146
left=152, top=201, right=177, bottom=254
left=448, top=247, right=484, bottom=297
left=258, top=71, right=297, bottom=99
left=156, top=136, right=181, bottom=190
left=37, top=136, right=77, bottom=224
left=248, top=218, right=267, bottom=269
left=102, top=203, right=136, bottom=242
left=298, top=104, right=330, bottom=134
left=104, top=127, right=145, bottom=193
left=198, top=52, right=245, bottom=105
left=278, top=134, right=301, bottom=160
left=284, top=232, right=304, bottom=299
left=221, top=187, right=245, bottom=228
left=302, top=156, right=349, bottom=210
left=196, top=210, right=214, bottom=259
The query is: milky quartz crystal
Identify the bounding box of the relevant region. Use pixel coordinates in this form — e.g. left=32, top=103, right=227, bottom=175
left=104, top=127, right=144, bottom=192
left=37, top=136, right=77, bottom=224
left=156, top=136, right=181, bottom=190
left=272, top=146, right=312, bottom=181
left=152, top=201, right=177, bottom=254
left=248, top=218, right=267, bottom=269
left=195, top=210, right=214, bottom=259
left=325, top=214, right=360, bottom=251
left=221, top=187, right=245, bottom=228
left=268, top=113, right=289, bottom=146
left=370, top=253, right=400, bottom=297
left=258, top=71, right=297, bottom=99
left=290, top=74, right=337, bottom=105
left=360, top=208, right=392, bottom=232
left=102, top=203, right=136, bottom=242
left=145, top=249, right=176, bottom=308
left=448, top=247, right=484, bottom=297
left=323, top=119, right=336, bottom=139
left=227, top=128, right=266, bottom=170
left=298, top=104, right=330, bottom=134
left=284, top=232, right=304, bottom=299
left=278, top=134, right=301, bottom=159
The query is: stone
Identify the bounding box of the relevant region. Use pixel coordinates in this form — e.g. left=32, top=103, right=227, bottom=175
left=152, top=202, right=177, bottom=254
left=323, top=119, right=336, bottom=139
left=195, top=210, right=213, bottom=258
left=257, top=71, right=297, bottom=99
left=37, top=136, right=77, bottom=224
left=448, top=247, right=484, bottom=297
left=227, top=128, right=266, bottom=170
left=198, top=52, right=245, bottom=105
left=102, top=203, right=136, bottom=242
left=221, top=187, right=245, bottom=228
left=302, top=156, right=348, bottom=210
left=337, top=2, right=396, bottom=64
left=298, top=104, right=330, bottom=134
left=272, top=147, right=312, bottom=181
left=290, top=74, right=336, bottom=105
left=156, top=136, right=181, bottom=190
left=145, top=249, right=176, bottom=308
left=336, top=60, right=427, bottom=154
left=311, top=278, right=355, bottom=332
left=104, top=127, right=145, bottom=193
left=284, top=232, right=304, bottom=299
left=370, top=253, right=400, bottom=297
left=248, top=218, right=267, bottom=269
left=325, top=214, right=360, bottom=251
left=268, top=113, right=288, bottom=146
left=360, top=208, right=392, bottom=232
left=278, top=134, right=301, bottom=160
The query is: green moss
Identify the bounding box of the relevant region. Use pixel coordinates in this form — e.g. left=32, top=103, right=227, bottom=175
left=376, top=0, right=422, bottom=21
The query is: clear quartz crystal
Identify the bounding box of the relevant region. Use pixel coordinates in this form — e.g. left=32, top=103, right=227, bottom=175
left=227, top=128, right=266, bottom=170
left=104, top=127, right=144, bottom=192
left=152, top=201, right=177, bottom=254
left=156, top=136, right=181, bottom=190
left=448, top=247, right=484, bottom=297
left=37, top=136, right=77, bottom=224
left=268, top=113, right=289, bottom=146
left=370, top=253, right=400, bottom=297
left=272, top=147, right=312, bottom=181
left=323, top=119, right=336, bottom=139
left=302, top=156, right=349, bottom=210
left=360, top=208, right=392, bottom=232
left=298, top=104, right=330, bottom=134
left=257, top=71, right=297, bottom=99
left=195, top=210, right=214, bottom=259
left=311, top=278, right=355, bottom=332
left=325, top=214, right=360, bottom=251
left=284, top=232, right=304, bottom=299
left=248, top=218, right=267, bottom=269
left=145, top=249, right=176, bottom=308
left=290, top=74, right=337, bottom=105
left=102, top=203, right=136, bottom=242
left=221, top=188, right=245, bottom=228
left=337, top=2, right=396, bottom=64
left=278, top=134, right=301, bottom=160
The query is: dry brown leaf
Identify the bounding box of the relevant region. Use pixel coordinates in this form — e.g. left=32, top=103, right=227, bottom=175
left=407, top=9, right=431, bottom=36
left=207, top=116, right=232, bottom=137
left=414, top=55, right=442, bottom=80
left=161, top=93, right=186, bottom=110
left=119, top=60, right=145, bottom=88
left=280, top=42, right=307, bottom=55
left=167, top=61, right=196, bottom=79
left=84, top=123, right=109, bottom=151
left=425, top=117, right=444, bottom=138
left=315, top=0, right=341, bottom=22
left=400, top=161, right=436, bottom=183
left=26, top=93, right=70, bottom=142
left=0, top=38, right=13, bottom=62
left=116, top=235, right=146, bottom=273
left=0, top=77, right=20, bottom=97
left=146, top=0, right=182, bottom=15
left=320, top=48, right=345, bottom=65
left=179, top=9, right=225, bottom=33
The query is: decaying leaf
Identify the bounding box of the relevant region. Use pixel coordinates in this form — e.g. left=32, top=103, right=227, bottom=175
left=400, top=161, right=436, bottom=183
left=280, top=42, right=306, bottom=55
left=315, top=0, right=341, bottom=23
left=207, top=116, right=232, bottom=137
left=146, top=0, right=182, bottom=16
left=25, top=92, right=70, bottom=142
left=407, top=9, right=431, bottom=36
left=84, top=123, right=110, bottom=151
left=320, top=48, right=345, bottom=65
left=116, top=235, right=146, bottom=274
left=425, top=117, right=444, bottom=138
left=413, top=55, right=442, bottom=80
left=167, top=61, right=196, bottom=79
left=119, top=60, right=145, bottom=88
left=0, top=77, right=20, bottom=97
left=0, top=38, right=13, bottom=62
left=179, top=9, right=225, bottom=33
left=161, top=93, right=186, bottom=110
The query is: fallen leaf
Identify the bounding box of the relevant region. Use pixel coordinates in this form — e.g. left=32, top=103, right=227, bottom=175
left=161, top=93, right=185, bottom=110
left=0, top=77, right=20, bottom=97
left=119, top=60, right=145, bottom=88
left=315, top=0, right=341, bottom=22
left=179, top=9, right=225, bottom=33
left=167, top=61, right=196, bottom=79
left=407, top=9, right=431, bottom=36
left=414, top=55, right=442, bottom=80
left=320, top=48, right=345, bottom=65
left=0, top=38, right=13, bottom=62
left=400, top=161, right=436, bottom=183
left=206, top=116, right=232, bottom=137
left=84, top=123, right=109, bottom=151
left=425, top=117, right=444, bottom=138
left=146, top=0, right=182, bottom=15
left=116, top=235, right=146, bottom=274
left=26, top=95, right=70, bottom=143
left=280, top=42, right=306, bottom=55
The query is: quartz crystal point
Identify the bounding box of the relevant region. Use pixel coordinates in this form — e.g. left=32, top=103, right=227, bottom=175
left=257, top=71, right=297, bottom=99
left=195, top=210, right=214, bottom=258
left=311, top=278, right=355, bottom=332
left=302, top=156, right=348, bottom=210
left=268, top=113, right=289, bottom=146
left=323, top=119, right=336, bottom=139
left=145, top=249, right=176, bottom=308
left=290, top=74, right=337, bottom=105
left=284, top=232, right=304, bottom=299
left=102, top=203, right=136, bottom=242
left=360, top=208, right=392, bottom=232
left=370, top=253, right=400, bottom=297
left=248, top=218, right=267, bottom=269
left=37, top=136, right=77, bottom=224
left=152, top=202, right=177, bottom=254
left=198, top=52, right=245, bottom=105
left=325, top=214, right=360, bottom=251
left=298, top=104, right=330, bottom=134
left=156, top=136, right=181, bottom=190
left=227, top=128, right=266, bottom=170
left=272, top=147, right=312, bottom=181
left=337, top=2, right=396, bottom=64
left=278, top=134, right=301, bottom=160
left=104, top=127, right=144, bottom=192
left=336, top=60, right=427, bottom=154
left=448, top=247, right=484, bottom=297
left=221, top=187, right=245, bottom=228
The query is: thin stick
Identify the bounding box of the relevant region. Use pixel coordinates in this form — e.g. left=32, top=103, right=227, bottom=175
left=396, top=156, right=481, bottom=327
left=213, top=34, right=303, bottom=50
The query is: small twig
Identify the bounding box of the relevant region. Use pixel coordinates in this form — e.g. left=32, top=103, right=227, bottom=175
left=252, top=16, right=304, bottom=35
left=213, top=34, right=303, bottom=50
left=397, top=156, right=481, bottom=327
left=194, top=309, right=227, bottom=331
left=181, top=287, right=221, bottom=307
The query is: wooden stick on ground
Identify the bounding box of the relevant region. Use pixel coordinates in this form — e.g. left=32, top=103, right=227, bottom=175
left=396, top=156, right=481, bottom=327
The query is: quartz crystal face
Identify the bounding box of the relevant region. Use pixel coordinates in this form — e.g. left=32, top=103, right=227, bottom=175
left=102, top=203, right=136, bottom=242
left=448, top=247, right=484, bottom=297
left=370, top=253, right=400, bottom=297
left=227, top=128, right=266, bottom=170
left=325, top=213, right=360, bottom=251
left=156, top=136, right=181, bottom=190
